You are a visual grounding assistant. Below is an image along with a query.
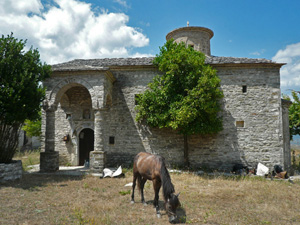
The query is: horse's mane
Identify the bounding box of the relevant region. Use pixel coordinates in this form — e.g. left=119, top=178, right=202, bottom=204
left=159, top=156, right=175, bottom=201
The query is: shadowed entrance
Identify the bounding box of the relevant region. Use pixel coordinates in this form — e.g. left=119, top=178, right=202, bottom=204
left=79, top=128, right=94, bottom=166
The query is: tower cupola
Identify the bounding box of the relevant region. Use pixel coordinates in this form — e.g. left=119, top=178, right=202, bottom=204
left=166, top=26, right=214, bottom=56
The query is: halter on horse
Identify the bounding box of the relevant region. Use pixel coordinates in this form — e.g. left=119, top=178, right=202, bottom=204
left=131, top=152, right=180, bottom=223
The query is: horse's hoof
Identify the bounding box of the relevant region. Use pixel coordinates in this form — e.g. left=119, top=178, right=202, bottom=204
left=130, top=201, right=135, bottom=204
left=156, top=213, right=161, bottom=219
left=143, top=202, right=147, bottom=206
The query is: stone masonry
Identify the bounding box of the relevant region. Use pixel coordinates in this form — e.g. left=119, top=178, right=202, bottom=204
left=40, top=26, right=290, bottom=173
left=0, top=160, right=22, bottom=183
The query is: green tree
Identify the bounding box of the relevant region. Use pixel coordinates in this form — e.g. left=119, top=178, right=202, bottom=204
left=22, top=111, right=42, bottom=138
left=135, top=40, right=223, bottom=167
left=0, top=33, right=51, bottom=163
left=283, top=91, right=300, bottom=140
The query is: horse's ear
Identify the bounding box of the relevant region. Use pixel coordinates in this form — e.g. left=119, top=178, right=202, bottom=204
left=176, top=192, right=181, bottom=197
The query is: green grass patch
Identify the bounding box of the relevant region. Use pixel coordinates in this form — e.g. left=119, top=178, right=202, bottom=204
left=119, top=190, right=131, bottom=196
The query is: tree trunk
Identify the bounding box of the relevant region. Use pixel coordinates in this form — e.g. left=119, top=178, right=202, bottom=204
left=183, top=134, right=190, bottom=168
left=0, top=122, right=21, bottom=163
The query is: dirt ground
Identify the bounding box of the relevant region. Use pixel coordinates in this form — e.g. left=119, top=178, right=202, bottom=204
left=1, top=169, right=300, bottom=225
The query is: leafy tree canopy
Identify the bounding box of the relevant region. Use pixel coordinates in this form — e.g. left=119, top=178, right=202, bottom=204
left=135, top=40, right=223, bottom=135
left=283, top=91, right=300, bottom=139
left=0, top=33, right=51, bottom=124
left=0, top=33, right=51, bottom=163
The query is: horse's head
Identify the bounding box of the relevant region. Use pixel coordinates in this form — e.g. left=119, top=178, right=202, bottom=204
left=166, top=193, right=181, bottom=223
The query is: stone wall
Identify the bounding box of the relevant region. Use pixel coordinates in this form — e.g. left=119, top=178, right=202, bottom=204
left=42, top=64, right=288, bottom=172
left=0, top=160, right=22, bottom=183
left=103, top=69, right=160, bottom=166
left=100, top=66, right=284, bottom=171
left=187, top=66, right=283, bottom=170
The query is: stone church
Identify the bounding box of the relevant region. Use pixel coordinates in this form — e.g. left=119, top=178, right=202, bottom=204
left=40, top=26, right=291, bottom=174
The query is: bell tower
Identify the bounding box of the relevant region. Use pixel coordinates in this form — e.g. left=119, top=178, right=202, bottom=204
left=166, top=25, right=214, bottom=56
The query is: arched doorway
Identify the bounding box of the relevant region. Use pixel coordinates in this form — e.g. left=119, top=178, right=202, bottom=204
left=79, top=128, right=94, bottom=166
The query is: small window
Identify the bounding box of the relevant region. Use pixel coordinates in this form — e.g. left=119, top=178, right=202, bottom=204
left=242, top=85, right=247, bottom=93
left=66, top=114, right=72, bottom=120
left=109, top=136, right=115, bottom=145
left=83, top=109, right=91, bottom=119
left=236, top=121, right=245, bottom=128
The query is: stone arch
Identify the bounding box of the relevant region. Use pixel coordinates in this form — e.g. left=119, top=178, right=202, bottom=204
left=76, top=123, right=95, bottom=136
left=47, top=77, right=97, bottom=109
left=44, top=79, right=96, bottom=166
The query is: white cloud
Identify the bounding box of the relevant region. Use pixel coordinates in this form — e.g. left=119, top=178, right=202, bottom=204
left=0, top=0, right=149, bottom=64
left=0, top=0, right=43, bottom=15
left=272, top=42, right=300, bottom=93
left=113, top=0, right=130, bottom=9
left=250, top=51, right=260, bottom=56
left=250, top=49, right=265, bottom=56
left=139, top=21, right=150, bottom=27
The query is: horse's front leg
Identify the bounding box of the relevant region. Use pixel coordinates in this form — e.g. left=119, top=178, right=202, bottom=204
left=131, top=173, right=138, bottom=204
left=153, top=179, right=161, bottom=218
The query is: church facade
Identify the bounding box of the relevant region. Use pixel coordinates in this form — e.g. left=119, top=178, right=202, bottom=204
left=40, top=26, right=291, bottom=174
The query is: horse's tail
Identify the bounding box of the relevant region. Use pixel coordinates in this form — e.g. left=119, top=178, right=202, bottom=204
left=160, top=157, right=175, bottom=201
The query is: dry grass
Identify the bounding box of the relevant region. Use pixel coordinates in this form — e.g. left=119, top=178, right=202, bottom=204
left=1, top=170, right=300, bottom=225
left=13, top=149, right=40, bottom=171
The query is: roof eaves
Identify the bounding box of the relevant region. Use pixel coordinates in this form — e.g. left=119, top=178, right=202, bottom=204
left=51, top=66, right=110, bottom=72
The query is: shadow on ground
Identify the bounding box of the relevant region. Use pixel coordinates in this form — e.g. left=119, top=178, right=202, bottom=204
left=144, top=200, right=186, bottom=224
left=0, top=171, right=85, bottom=190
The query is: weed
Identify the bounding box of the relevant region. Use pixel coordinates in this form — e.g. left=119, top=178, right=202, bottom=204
left=65, top=162, right=72, bottom=167
left=98, top=215, right=112, bottom=224
left=73, top=208, right=85, bottom=224
left=35, top=209, right=46, bottom=214
left=122, top=166, right=133, bottom=174
left=27, top=157, right=34, bottom=166
left=203, top=209, right=216, bottom=223
left=119, top=190, right=131, bottom=196
left=28, top=186, right=40, bottom=192
left=91, top=187, right=100, bottom=192
left=260, top=220, right=271, bottom=224
left=73, top=208, right=95, bottom=225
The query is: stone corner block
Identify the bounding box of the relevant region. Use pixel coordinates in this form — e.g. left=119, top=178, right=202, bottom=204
left=40, top=151, right=59, bottom=172
left=89, top=151, right=106, bottom=175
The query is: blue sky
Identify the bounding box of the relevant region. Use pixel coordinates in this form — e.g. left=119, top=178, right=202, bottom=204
left=95, top=0, right=300, bottom=61
left=1, top=0, right=300, bottom=94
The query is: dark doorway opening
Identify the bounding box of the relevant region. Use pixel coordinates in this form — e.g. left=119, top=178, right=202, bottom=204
left=79, top=128, right=94, bottom=166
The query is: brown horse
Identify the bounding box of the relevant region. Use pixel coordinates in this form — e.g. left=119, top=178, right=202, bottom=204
left=131, top=152, right=180, bottom=223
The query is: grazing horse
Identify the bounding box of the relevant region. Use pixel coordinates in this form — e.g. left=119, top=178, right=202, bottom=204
left=131, top=152, right=180, bottom=223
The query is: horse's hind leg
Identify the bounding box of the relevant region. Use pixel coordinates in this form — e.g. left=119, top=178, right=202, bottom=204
left=140, top=177, right=147, bottom=205
left=153, top=179, right=161, bottom=218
